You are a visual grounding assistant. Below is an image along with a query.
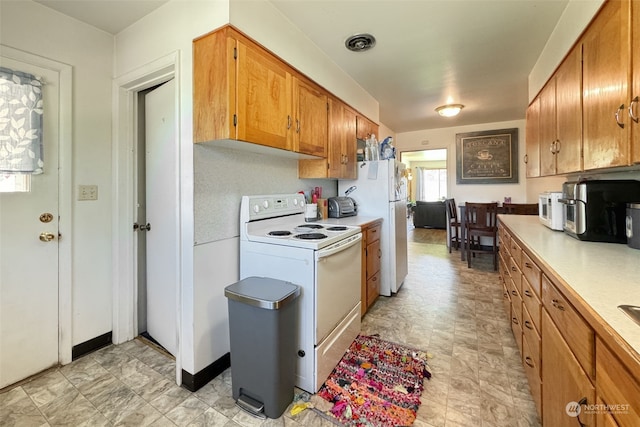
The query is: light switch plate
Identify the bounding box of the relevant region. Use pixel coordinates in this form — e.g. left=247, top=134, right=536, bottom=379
left=78, top=185, right=98, bottom=201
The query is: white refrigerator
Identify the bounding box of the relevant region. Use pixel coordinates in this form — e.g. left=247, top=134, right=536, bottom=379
left=339, top=160, right=408, bottom=295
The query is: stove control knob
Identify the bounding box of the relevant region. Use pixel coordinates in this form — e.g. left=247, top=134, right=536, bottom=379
left=292, top=198, right=298, bottom=206
left=253, top=204, right=260, bottom=214
left=263, top=200, right=269, bottom=209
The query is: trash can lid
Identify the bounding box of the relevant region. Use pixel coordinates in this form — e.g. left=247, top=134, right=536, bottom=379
left=224, top=277, right=300, bottom=310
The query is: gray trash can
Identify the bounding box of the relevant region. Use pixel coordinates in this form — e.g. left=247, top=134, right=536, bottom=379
left=224, top=277, right=300, bottom=419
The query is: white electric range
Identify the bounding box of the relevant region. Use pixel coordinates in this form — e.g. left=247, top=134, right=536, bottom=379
left=239, top=194, right=362, bottom=393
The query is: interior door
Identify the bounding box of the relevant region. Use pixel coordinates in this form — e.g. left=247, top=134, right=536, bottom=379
left=144, top=79, right=178, bottom=356
left=0, top=58, right=60, bottom=388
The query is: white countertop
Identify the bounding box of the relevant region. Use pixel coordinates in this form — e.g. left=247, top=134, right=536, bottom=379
left=318, top=216, right=383, bottom=227
left=499, top=215, right=640, bottom=357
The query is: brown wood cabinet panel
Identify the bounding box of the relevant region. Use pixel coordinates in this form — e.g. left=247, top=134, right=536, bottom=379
left=512, top=310, right=523, bottom=358
left=366, top=238, right=381, bottom=281
left=522, top=305, right=541, bottom=373
left=632, top=0, right=640, bottom=164
left=236, top=38, right=293, bottom=150
left=596, top=337, right=640, bottom=427
left=509, top=259, right=522, bottom=295
left=502, top=281, right=511, bottom=317
left=597, top=397, right=622, bottom=427
left=361, top=220, right=382, bottom=316
left=521, top=277, right=541, bottom=332
left=366, top=271, right=381, bottom=309
left=356, top=114, right=378, bottom=140
left=521, top=252, right=541, bottom=298
left=193, top=28, right=236, bottom=143
left=582, top=0, right=630, bottom=170
left=509, top=238, right=522, bottom=267
left=542, top=277, right=595, bottom=379
left=539, top=78, right=557, bottom=176
left=292, top=78, right=327, bottom=156
left=555, top=46, right=583, bottom=174
left=542, top=310, right=595, bottom=427
left=522, top=336, right=542, bottom=417
left=525, top=97, right=541, bottom=177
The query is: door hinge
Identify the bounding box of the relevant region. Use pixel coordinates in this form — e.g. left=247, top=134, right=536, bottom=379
left=233, top=114, right=237, bottom=127
left=133, top=223, right=151, bottom=232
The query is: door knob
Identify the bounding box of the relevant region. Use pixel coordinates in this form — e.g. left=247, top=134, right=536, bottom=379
left=39, top=232, right=56, bottom=242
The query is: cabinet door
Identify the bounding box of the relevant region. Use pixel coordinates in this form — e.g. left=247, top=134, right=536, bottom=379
left=236, top=39, right=292, bottom=150
left=631, top=0, right=640, bottom=164
left=293, top=78, right=327, bottom=157
left=555, top=46, right=583, bottom=174
left=327, top=98, right=344, bottom=178
left=582, top=0, right=630, bottom=170
left=342, top=107, right=357, bottom=179
left=366, top=238, right=381, bottom=280
left=539, top=79, right=557, bottom=176
left=525, top=98, right=541, bottom=177
left=193, top=29, right=236, bottom=143
left=542, top=310, right=595, bottom=427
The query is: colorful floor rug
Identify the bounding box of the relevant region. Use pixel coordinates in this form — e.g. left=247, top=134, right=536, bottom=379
left=317, top=334, right=432, bottom=427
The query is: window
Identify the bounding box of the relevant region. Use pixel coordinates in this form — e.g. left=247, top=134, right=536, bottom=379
left=0, top=67, right=44, bottom=193
left=418, top=168, right=447, bottom=201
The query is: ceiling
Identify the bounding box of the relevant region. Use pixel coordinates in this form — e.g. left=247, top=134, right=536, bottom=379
left=32, top=0, right=569, bottom=133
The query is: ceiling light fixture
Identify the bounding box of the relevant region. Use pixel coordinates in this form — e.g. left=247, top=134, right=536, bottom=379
left=435, top=104, right=464, bottom=117
left=345, top=33, right=376, bottom=52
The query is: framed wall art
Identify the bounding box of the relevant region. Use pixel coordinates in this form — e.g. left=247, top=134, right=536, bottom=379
left=455, top=128, right=518, bottom=184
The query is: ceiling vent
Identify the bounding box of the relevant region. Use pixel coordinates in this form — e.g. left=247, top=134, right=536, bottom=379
left=345, top=34, right=376, bottom=52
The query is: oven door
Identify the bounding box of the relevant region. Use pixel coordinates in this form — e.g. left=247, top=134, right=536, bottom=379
left=315, top=233, right=362, bottom=344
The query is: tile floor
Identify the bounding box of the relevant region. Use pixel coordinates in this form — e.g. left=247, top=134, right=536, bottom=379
left=1, top=227, right=541, bottom=427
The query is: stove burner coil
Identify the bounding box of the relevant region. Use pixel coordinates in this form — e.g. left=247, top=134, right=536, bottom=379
left=294, top=233, right=328, bottom=240
left=326, top=226, right=348, bottom=231
left=268, top=230, right=292, bottom=237
left=296, top=224, right=324, bottom=230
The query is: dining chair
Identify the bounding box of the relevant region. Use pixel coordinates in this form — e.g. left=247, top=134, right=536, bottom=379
left=464, top=202, right=499, bottom=270
left=445, top=198, right=461, bottom=253
left=501, top=203, right=538, bottom=215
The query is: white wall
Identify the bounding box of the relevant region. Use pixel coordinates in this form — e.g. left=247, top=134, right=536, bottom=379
left=528, top=0, right=604, bottom=100
left=396, top=120, right=532, bottom=204
left=1, top=1, right=114, bottom=346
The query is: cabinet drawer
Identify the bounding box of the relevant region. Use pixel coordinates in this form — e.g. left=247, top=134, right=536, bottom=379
left=500, top=229, right=511, bottom=256
left=509, top=238, right=522, bottom=268
left=366, top=223, right=381, bottom=242
left=596, top=338, right=640, bottom=427
left=502, top=281, right=511, bottom=317
left=522, top=337, right=542, bottom=417
left=366, top=271, right=380, bottom=308
left=521, top=252, right=541, bottom=297
left=509, top=258, right=522, bottom=294
left=510, top=284, right=522, bottom=330
left=512, top=310, right=523, bottom=358
left=521, top=277, right=541, bottom=332
left=509, top=276, right=521, bottom=319
left=499, top=251, right=510, bottom=279
left=522, top=306, right=541, bottom=374
left=542, top=277, right=594, bottom=378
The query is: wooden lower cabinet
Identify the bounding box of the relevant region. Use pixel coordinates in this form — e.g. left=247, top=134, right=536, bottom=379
left=361, top=220, right=382, bottom=316
left=596, top=338, right=640, bottom=427
left=541, top=309, right=595, bottom=427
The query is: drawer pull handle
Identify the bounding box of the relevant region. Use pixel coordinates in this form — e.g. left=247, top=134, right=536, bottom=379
left=524, top=262, right=533, bottom=269
left=551, top=299, right=565, bottom=311
left=524, top=290, right=533, bottom=298
left=511, top=290, right=517, bottom=296
left=511, top=266, right=517, bottom=272
left=524, top=356, right=535, bottom=368
left=512, top=317, right=519, bottom=325
left=524, top=320, right=534, bottom=330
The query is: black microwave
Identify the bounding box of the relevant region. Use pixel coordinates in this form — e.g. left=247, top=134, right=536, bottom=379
left=560, top=180, right=640, bottom=243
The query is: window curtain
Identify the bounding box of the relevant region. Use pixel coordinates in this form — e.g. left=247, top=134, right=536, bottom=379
left=415, top=167, right=425, bottom=201
left=0, top=67, right=44, bottom=174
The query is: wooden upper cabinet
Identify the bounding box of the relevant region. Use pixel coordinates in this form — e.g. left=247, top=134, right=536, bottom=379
left=539, top=79, right=557, bottom=176
left=554, top=46, right=583, bottom=174
left=582, top=0, right=630, bottom=170
left=525, top=97, right=541, bottom=178
left=193, top=25, right=328, bottom=156
left=298, top=97, right=356, bottom=179
left=538, top=46, right=583, bottom=176
left=291, top=78, right=327, bottom=157
left=631, top=0, right=640, bottom=164
left=356, top=115, right=378, bottom=140
left=236, top=38, right=293, bottom=151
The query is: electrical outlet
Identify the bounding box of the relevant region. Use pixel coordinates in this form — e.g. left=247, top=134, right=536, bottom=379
left=78, top=185, right=98, bottom=201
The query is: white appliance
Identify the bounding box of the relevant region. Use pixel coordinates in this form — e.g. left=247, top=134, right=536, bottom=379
left=538, top=191, right=563, bottom=231
left=339, top=159, right=409, bottom=295
left=239, top=194, right=362, bottom=393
